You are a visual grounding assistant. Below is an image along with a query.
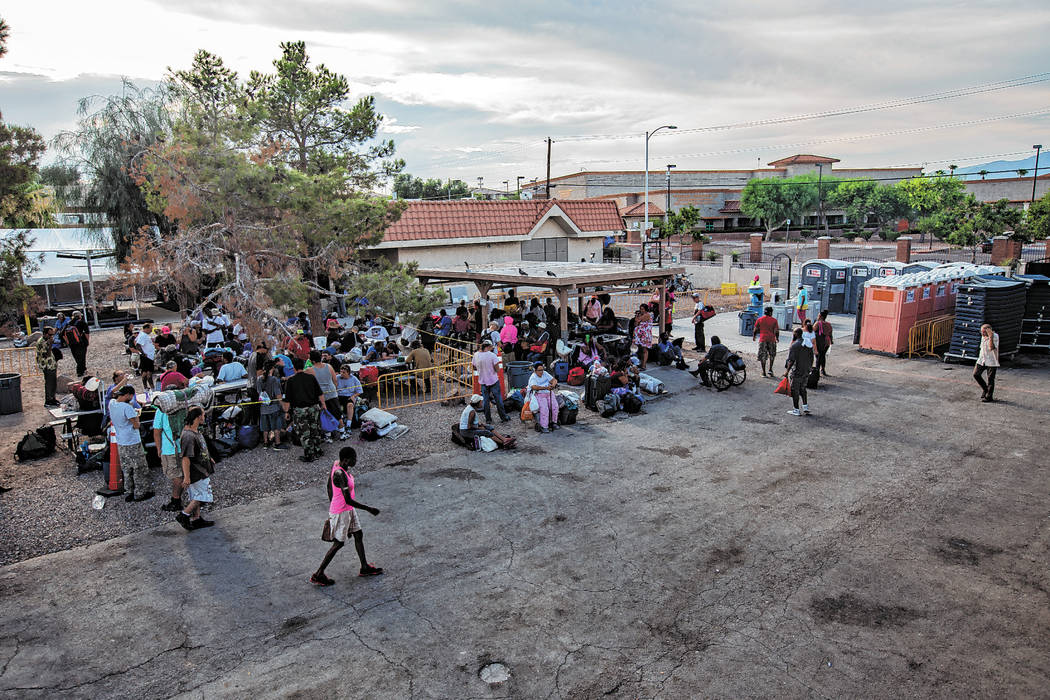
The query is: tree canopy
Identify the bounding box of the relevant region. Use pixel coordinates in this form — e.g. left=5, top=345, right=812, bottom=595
left=393, top=174, right=470, bottom=200
left=828, top=180, right=910, bottom=234
left=740, top=175, right=822, bottom=239
left=1027, top=190, right=1050, bottom=241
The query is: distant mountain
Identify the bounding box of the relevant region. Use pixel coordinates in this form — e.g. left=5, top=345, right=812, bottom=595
left=955, top=153, right=1048, bottom=180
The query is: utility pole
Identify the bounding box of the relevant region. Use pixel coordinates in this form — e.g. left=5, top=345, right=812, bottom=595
left=545, top=137, right=553, bottom=200
left=516, top=176, right=524, bottom=197
left=1033, top=145, right=1043, bottom=205
left=643, top=125, right=677, bottom=270
left=817, top=163, right=826, bottom=235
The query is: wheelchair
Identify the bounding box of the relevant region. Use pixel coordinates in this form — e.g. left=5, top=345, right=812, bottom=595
left=708, top=353, right=747, bottom=391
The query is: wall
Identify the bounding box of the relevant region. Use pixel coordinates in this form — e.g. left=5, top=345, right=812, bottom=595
left=394, top=235, right=604, bottom=269
left=680, top=263, right=772, bottom=290
left=965, top=176, right=1050, bottom=203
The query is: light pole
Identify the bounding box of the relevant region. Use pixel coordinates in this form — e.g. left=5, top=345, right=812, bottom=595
left=502, top=180, right=509, bottom=195
left=1033, top=144, right=1043, bottom=205
left=476, top=176, right=483, bottom=200
left=643, top=124, right=677, bottom=269
left=662, top=164, right=676, bottom=269
left=516, top=176, right=524, bottom=196
left=816, top=162, right=827, bottom=235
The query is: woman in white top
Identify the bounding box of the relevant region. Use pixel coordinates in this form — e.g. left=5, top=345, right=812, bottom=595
left=526, top=361, right=559, bottom=433
left=973, top=323, right=1000, bottom=403
left=801, top=319, right=816, bottom=349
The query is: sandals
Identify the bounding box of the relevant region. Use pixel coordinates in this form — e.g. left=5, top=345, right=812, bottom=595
left=359, top=564, right=384, bottom=577
left=310, top=573, right=335, bottom=586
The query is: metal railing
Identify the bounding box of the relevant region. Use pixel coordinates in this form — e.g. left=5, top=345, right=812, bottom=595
left=907, top=315, right=955, bottom=358
left=0, top=347, right=41, bottom=377
left=374, top=359, right=473, bottom=411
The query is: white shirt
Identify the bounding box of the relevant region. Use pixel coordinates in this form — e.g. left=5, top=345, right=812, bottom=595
left=527, top=371, right=555, bottom=392
left=204, top=314, right=228, bottom=344
left=365, top=325, right=389, bottom=342
left=232, top=322, right=248, bottom=341
left=135, top=331, right=156, bottom=360
left=978, top=332, right=1000, bottom=367
left=801, top=331, right=816, bottom=349
left=460, top=405, right=478, bottom=430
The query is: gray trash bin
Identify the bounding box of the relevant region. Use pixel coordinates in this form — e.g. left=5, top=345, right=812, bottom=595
left=773, top=304, right=794, bottom=330
left=0, top=372, right=22, bottom=415
left=738, top=311, right=758, bottom=336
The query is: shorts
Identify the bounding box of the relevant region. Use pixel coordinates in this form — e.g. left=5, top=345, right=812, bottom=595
left=758, top=340, right=777, bottom=363
left=325, top=397, right=342, bottom=419
left=259, top=411, right=284, bottom=433
left=160, top=453, right=182, bottom=480
left=186, top=477, right=214, bottom=503
left=139, top=355, right=155, bottom=372
left=328, top=509, right=361, bottom=542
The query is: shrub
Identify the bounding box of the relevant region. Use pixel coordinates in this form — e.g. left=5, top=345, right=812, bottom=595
left=706, top=251, right=719, bottom=262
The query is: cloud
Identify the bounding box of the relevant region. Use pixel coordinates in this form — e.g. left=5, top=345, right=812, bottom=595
left=378, top=116, right=421, bottom=134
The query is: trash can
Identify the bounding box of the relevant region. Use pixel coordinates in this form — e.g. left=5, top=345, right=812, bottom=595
left=506, top=361, right=533, bottom=390
left=769, top=288, right=787, bottom=305
left=773, top=304, right=794, bottom=330
left=0, top=372, right=22, bottom=415
left=738, top=311, right=758, bottom=337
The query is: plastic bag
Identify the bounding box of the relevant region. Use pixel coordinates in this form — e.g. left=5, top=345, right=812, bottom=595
left=478, top=436, right=498, bottom=452
left=775, top=376, right=791, bottom=396
left=528, top=393, right=540, bottom=412
left=520, top=404, right=534, bottom=422
left=319, top=409, right=341, bottom=432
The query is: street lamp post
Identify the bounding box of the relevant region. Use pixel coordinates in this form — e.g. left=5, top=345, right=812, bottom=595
left=643, top=125, right=677, bottom=269
left=662, top=164, right=676, bottom=269
left=502, top=180, right=509, bottom=194
left=1033, top=144, right=1043, bottom=205
left=816, top=162, right=826, bottom=235
left=516, top=176, right=524, bottom=197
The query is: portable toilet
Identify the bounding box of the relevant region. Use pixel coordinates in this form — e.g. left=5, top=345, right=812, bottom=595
left=799, top=259, right=852, bottom=313
left=858, top=274, right=925, bottom=355
left=914, top=273, right=937, bottom=320
left=905, top=261, right=939, bottom=274
left=846, top=262, right=880, bottom=314
left=875, top=261, right=907, bottom=278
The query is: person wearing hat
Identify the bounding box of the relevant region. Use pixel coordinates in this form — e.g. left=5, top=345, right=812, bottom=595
left=690, top=292, right=707, bottom=352
left=526, top=361, right=559, bottom=433
left=110, top=385, right=155, bottom=502
left=202, top=307, right=229, bottom=348
left=472, top=340, right=508, bottom=424
left=459, top=394, right=495, bottom=442
left=795, top=284, right=809, bottom=325
left=158, top=360, right=189, bottom=390
left=154, top=325, right=177, bottom=350
left=64, top=310, right=92, bottom=376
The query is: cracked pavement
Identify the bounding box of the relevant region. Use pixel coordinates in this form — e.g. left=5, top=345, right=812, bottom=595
left=2, top=337, right=1050, bottom=698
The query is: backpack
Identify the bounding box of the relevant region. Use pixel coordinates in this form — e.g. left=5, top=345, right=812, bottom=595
left=621, top=391, right=643, bottom=414
left=558, top=405, right=578, bottom=425
left=567, top=366, right=586, bottom=385
left=807, top=366, right=820, bottom=390
left=600, top=392, right=621, bottom=418
left=359, top=420, right=380, bottom=441
left=236, top=424, right=261, bottom=450
left=553, top=360, right=569, bottom=383
left=15, top=425, right=57, bottom=461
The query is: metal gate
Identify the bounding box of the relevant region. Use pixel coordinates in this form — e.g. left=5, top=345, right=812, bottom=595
left=770, top=253, right=792, bottom=291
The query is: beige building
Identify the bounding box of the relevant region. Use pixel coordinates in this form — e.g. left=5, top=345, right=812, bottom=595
left=370, top=199, right=624, bottom=267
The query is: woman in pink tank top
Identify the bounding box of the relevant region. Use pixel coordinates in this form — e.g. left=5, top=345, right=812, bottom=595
left=310, top=446, right=384, bottom=586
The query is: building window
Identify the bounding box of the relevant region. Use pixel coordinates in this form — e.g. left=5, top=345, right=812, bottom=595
left=521, top=237, right=568, bottom=262
left=704, top=220, right=715, bottom=232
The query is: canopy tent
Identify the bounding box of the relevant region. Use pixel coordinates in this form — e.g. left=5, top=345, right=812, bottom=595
left=2, top=228, right=122, bottom=329
left=415, top=261, right=686, bottom=337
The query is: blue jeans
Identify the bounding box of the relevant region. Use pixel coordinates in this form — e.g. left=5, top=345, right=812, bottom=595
left=481, top=381, right=507, bottom=422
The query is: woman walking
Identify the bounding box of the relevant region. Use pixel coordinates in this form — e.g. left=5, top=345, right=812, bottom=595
left=973, top=323, right=999, bottom=403
left=814, top=309, right=834, bottom=377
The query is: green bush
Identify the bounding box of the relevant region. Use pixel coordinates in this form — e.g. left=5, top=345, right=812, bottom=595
left=706, top=251, right=719, bottom=262
left=878, top=230, right=901, bottom=242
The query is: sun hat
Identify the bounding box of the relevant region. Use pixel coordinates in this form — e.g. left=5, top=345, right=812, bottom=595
left=84, top=377, right=100, bottom=392
left=469, top=394, right=483, bottom=405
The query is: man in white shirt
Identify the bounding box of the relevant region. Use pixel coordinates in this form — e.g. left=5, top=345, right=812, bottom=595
left=134, top=322, right=157, bottom=391
left=202, top=308, right=228, bottom=347
left=364, top=324, right=389, bottom=343
left=690, top=292, right=707, bottom=352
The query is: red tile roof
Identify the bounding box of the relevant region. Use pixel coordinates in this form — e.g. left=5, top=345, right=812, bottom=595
left=720, top=200, right=742, bottom=213
left=619, top=201, right=664, bottom=217
left=767, top=154, right=840, bottom=166
left=382, top=199, right=623, bottom=242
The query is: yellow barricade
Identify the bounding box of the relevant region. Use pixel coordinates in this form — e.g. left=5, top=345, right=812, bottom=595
left=0, top=347, right=40, bottom=377
left=374, top=360, right=473, bottom=411
left=907, top=315, right=955, bottom=358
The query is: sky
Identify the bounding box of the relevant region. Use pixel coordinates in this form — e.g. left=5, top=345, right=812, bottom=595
left=2, top=0, right=1049, bottom=191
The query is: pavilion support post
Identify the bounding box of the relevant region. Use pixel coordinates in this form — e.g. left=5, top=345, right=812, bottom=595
left=475, top=281, right=492, bottom=300
left=557, top=287, right=569, bottom=338
left=658, top=283, right=667, bottom=337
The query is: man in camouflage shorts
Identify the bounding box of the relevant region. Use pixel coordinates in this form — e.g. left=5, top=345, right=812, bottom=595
left=282, top=356, right=327, bottom=463
left=751, top=306, right=781, bottom=378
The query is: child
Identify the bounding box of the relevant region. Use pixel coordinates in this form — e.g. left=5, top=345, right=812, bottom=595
left=311, top=447, right=383, bottom=586
left=177, top=406, right=216, bottom=530
left=336, top=365, right=363, bottom=436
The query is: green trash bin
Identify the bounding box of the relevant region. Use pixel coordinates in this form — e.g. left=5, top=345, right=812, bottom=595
left=0, top=372, right=22, bottom=415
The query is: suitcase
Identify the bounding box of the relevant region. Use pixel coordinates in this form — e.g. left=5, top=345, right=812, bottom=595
left=553, top=360, right=569, bottom=383
left=584, top=374, right=612, bottom=411
left=558, top=405, right=578, bottom=425
left=806, top=366, right=820, bottom=389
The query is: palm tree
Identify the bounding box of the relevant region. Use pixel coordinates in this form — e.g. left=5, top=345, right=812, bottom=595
left=948, top=164, right=958, bottom=178
left=978, top=169, right=989, bottom=180
left=1017, top=169, right=1029, bottom=178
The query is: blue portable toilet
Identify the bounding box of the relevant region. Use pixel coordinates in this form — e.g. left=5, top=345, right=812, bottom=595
left=875, top=261, right=907, bottom=278
left=800, top=259, right=852, bottom=313
left=846, top=261, right=880, bottom=314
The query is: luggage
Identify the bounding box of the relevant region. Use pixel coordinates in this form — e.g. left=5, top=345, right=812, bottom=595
left=236, top=424, right=261, bottom=450
left=807, top=366, right=820, bottom=389
left=600, top=392, right=621, bottom=418
left=359, top=420, right=380, bottom=441
left=558, top=405, right=578, bottom=425
left=637, top=373, right=665, bottom=395
left=15, top=425, right=57, bottom=462
left=728, top=353, right=746, bottom=372
left=567, top=366, right=585, bottom=386
left=621, top=391, right=643, bottom=414
left=584, top=375, right=612, bottom=411
left=450, top=424, right=476, bottom=450
left=319, top=409, right=341, bottom=433
left=205, top=435, right=238, bottom=462
left=553, top=360, right=569, bottom=383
